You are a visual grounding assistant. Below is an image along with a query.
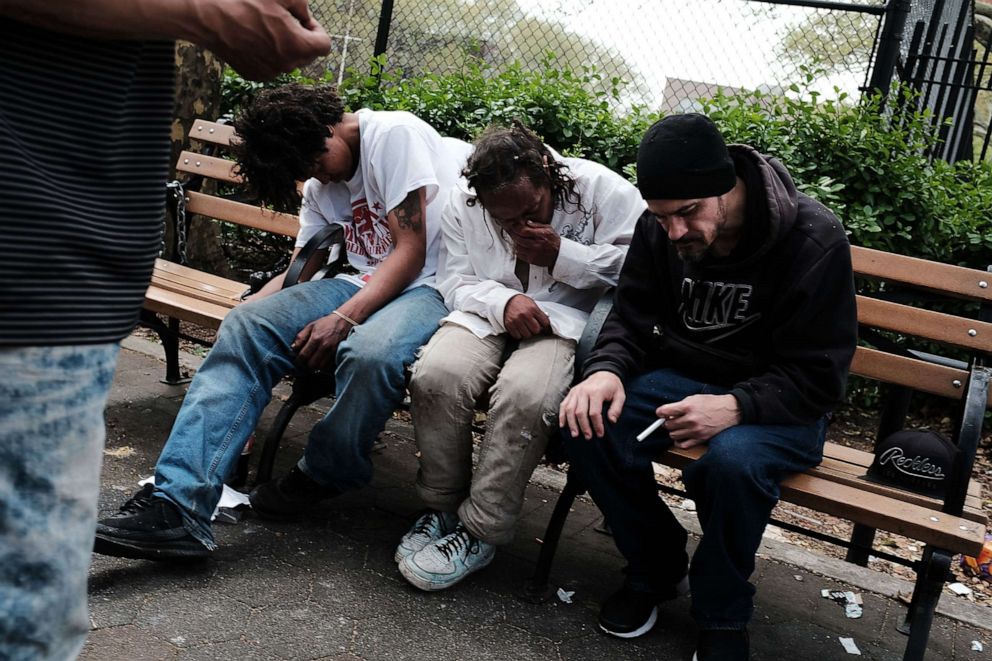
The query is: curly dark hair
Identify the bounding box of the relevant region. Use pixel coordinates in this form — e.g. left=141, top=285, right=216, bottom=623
left=463, top=120, right=582, bottom=214
left=231, top=84, right=345, bottom=213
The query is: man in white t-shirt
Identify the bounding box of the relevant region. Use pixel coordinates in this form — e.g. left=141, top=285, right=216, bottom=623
left=94, top=84, right=471, bottom=560
left=395, top=122, right=644, bottom=590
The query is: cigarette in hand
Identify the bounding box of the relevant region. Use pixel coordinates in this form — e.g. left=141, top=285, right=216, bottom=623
left=636, top=417, right=666, bottom=442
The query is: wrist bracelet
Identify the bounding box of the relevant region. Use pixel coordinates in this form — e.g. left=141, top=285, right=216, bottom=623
left=331, top=309, right=360, bottom=327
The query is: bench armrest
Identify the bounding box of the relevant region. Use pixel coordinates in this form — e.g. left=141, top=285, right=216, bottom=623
left=282, top=225, right=346, bottom=290
left=575, top=290, right=613, bottom=382
left=944, top=364, right=991, bottom=515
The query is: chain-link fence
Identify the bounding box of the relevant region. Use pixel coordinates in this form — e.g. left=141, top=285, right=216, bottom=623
left=306, top=0, right=887, bottom=111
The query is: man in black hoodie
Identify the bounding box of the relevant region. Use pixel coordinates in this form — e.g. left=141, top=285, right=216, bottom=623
left=559, top=114, right=857, bottom=660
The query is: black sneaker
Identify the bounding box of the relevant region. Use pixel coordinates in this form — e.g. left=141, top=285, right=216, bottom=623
left=598, top=575, right=689, bottom=639
left=249, top=465, right=339, bottom=519
left=693, top=629, right=749, bottom=661
left=94, top=484, right=210, bottom=561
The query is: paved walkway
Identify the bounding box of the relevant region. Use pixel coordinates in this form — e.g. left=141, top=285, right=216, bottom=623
left=83, top=344, right=991, bottom=660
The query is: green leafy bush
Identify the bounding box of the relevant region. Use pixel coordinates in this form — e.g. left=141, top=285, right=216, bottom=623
left=698, top=77, right=992, bottom=267
left=220, top=67, right=336, bottom=119
left=339, top=54, right=657, bottom=174
left=220, top=58, right=992, bottom=272
left=221, top=56, right=654, bottom=173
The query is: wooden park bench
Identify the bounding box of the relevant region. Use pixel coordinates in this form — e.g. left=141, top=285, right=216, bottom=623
left=141, top=118, right=345, bottom=486
left=526, top=247, right=991, bottom=661
left=143, top=118, right=289, bottom=383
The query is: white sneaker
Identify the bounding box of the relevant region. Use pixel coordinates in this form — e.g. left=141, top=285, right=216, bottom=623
left=394, top=510, right=459, bottom=563
left=399, top=524, right=495, bottom=591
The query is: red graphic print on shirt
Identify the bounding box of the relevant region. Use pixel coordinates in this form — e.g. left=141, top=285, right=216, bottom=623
left=344, top=198, right=393, bottom=267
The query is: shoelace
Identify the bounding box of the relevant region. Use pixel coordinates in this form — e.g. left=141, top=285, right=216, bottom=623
left=434, top=528, right=473, bottom=562
left=118, top=484, right=156, bottom=515
left=412, top=512, right=442, bottom=537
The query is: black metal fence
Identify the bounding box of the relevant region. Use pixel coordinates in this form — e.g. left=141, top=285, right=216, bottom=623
left=890, top=0, right=984, bottom=161
left=308, top=0, right=887, bottom=111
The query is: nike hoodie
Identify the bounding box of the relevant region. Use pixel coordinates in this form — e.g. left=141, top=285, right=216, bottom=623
left=585, top=146, right=858, bottom=426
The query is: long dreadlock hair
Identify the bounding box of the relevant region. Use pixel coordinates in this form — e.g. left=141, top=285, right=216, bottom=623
left=463, top=120, right=584, bottom=215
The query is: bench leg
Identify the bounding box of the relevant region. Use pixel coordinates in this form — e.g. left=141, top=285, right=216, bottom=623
left=140, top=310, right=190, bottom=386
left=160, top=317, right=190, bottom=385
left=519, top=469, right=586, bottom=604
left=845, top=523, right=877, bottom=566
left=898, top=546, right=952, bottom=661
left=253, top=393, right=306, bottom=487
left=253, top=374, right=335, bottom=487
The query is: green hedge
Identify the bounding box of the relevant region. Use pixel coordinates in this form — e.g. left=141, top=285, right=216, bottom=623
left=339, top=55, right=655, bottom=176
left=220, top=59, right=992, bottom=270
left=699, top=79, right=992, bottom=268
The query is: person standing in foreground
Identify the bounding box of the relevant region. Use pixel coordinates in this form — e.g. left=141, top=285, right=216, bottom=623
left=0, top=2, right=329, bottom=659
left=559, top=114, right=858, bottom=660
left=396, top=122, right=642, bottom=590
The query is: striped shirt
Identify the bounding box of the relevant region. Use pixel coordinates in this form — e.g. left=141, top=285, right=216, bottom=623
left=0, top=20, right=175, bottom=346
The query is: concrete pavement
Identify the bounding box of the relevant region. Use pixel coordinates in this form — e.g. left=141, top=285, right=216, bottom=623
left=82, top=343, right=992, bottom=660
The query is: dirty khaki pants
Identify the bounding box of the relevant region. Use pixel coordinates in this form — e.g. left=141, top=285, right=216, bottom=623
left=409, top=323, right=575, bottom=545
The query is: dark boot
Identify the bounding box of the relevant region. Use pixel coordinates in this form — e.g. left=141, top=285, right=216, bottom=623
left=94, top=484, right=210, bottom=561
left=598, top=575, right=690, bottom=638
left=249, top=465, right=339, bottom=519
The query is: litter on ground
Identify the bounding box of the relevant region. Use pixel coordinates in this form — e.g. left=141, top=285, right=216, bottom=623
left=839, top=637, right=862, bottom=655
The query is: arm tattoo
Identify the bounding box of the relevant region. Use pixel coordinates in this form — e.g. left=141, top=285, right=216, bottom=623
left=391, top=190, right=424, bottom=232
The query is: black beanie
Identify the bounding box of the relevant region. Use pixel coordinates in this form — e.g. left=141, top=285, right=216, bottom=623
left=636, top=113, right=736, bottom=200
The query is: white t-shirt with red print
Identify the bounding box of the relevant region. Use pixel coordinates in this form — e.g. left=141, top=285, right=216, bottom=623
left=297, top=109, right=472, bottom=291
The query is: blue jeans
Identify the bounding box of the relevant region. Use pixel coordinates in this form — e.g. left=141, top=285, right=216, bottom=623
left=564, top=368, right=825, bottom=629
left=0, top=343, right=121, bottom=661
left=153, top=279, right=447, bottom=549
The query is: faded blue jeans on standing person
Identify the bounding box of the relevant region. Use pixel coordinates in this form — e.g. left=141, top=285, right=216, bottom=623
left=152, top=278, right=448, bottom=550
left=564, top=368, right=826, bottom=630
left=0, top=343, right=121, bottom=661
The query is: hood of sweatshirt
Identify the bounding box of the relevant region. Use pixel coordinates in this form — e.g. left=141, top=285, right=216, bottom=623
left=697, top=145, right=800, bottom=271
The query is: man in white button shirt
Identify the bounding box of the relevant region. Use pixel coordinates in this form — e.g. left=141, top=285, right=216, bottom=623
left=395, top=121, right=644, bottom=591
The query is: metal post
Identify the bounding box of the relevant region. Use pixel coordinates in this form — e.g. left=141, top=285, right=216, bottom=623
left=373, top=0, right=395, bottom=58
left=869, top=0, right=913, bottom=97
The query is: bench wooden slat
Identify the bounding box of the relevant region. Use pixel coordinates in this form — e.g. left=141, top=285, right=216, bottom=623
left=852, top=246, right=992, bottom=303
left=150, top=272, right=244, bottom=309
left=811, top=457, right=985, bottom=524
left=150, top=274, right=241, bottom=304
left=821, top=443, right=982, bottom=500
left=186, top=191, right=299, bottom=238
left=144, top=285, right=232, bottom=329
left=176, top=151, right=241, bottom=184
left=657, top=443, right=985, bottom=524
left=661, top=446, right=985, bottom=554
left=152, top=259, right=246, bottom=295
left=851, top=347, right=992, bottom=407
left=783, top=473, right=985, bottom=554
left=189, top=119, right=236, bottom=147
left=824, top=442, right=879, bottom=466
left=857, top=295, right=992, bottom=353
left=151, top=264, right=244, bottom=301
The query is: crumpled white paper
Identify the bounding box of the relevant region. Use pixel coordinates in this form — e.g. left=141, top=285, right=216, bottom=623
left=948, top=582, right=972, bottom=596
left=839, top=637, right=861, bottom=655
left=138, top=476, right=249, bottom=521
left=821, top=589, right=862, bottom=619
